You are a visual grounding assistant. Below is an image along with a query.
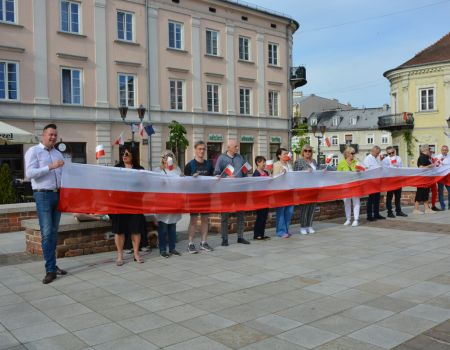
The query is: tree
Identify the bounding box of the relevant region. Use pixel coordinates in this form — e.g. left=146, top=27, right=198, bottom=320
left=166, top=120, right=189, bottom=165
left=0, top=163, right=16, bottom=204
left=291, top=117, right=310, bottom=157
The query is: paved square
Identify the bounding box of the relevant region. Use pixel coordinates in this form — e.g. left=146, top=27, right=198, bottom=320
left=1, top=208, right=450, bottom=349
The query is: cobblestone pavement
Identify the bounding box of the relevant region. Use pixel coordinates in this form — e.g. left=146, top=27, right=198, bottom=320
left=0, top=208, right=450, bottom=349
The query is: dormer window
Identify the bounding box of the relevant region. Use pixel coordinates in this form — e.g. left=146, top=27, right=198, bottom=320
left=310, top=118, right=317, bottom=126
left=350, top=116, right=357, bottom=125
left=332, top=117, right=339, bottom=126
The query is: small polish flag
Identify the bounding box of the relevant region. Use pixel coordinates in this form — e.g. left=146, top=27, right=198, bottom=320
left=325, top=137, right=331, bottom=147
left=355, top=162, right=366, bottom=171
left=113, top=132, right=124, bottom=146
left=325, top=154, right=333, bottom=164
left=224, top=164, right=234, bottom=177
left=284, top=152, right=292, bottom=161
left=138, top=122, right=144, bottom=138
left=242, top=162, right=252, bottom=174
left=95, top=144, right=105, bottom=159
left=265, top=160, right=274, bottom=171
left=167, top=157, right=174, bottom=171
left=390, top=158, right=397, bottom=165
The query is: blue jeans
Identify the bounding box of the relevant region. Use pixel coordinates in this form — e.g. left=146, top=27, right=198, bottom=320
left=438, top=182, right=450, bottom=209
left=157, top=222, right=176, bottom=253
left=33, top=192, right=61, bottom=273
left=276, top=206, right=294, bottom=236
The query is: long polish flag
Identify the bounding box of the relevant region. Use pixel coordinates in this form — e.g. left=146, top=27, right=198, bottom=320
left=59, top=163, right=450, bottom=214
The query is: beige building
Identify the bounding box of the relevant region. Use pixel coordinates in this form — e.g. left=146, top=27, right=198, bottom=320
left=0, top=0, right=304, bottom=176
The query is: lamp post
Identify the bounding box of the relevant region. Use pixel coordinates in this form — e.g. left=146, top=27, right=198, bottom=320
left=311, top=124, right=326, bottom=165
left=119, top=104, right=146, bottom=146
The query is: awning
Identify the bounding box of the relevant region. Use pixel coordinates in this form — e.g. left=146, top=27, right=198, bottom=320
left=0, top=121, right=39, bottom=144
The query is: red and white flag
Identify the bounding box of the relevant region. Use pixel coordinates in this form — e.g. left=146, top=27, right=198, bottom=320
left=325, top=137, right=331, bottom=147
left=325, top=154, right=333, bottom=164
left=241, top=162, right=252, bottom=174
left=167, top=157, right=174, bottom=171
left=390, top=157, right=397, bottom=165
left=95, top=144, right=105, bottom=159
left=265, top=160, right=274, bottom=171
left=283, top=152, right=292, bottom=162
left=138, top=122, right=144, bottom=138
left=355, top=162, right=366, bottom=171
left=224, top=164, right=234, bottom=177
left=112, top=132, right=124, bottom=146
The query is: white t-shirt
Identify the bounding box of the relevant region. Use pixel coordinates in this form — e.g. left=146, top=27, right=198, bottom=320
left=382, top=155, right=403, bottom=168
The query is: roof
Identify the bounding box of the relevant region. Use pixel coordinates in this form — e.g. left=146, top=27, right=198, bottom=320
left=384, top=32, right=450, bottom=75
left=308, top=107, right=391, bottom=131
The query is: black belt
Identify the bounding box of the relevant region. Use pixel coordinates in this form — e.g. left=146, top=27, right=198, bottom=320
left=33, top=189, right=60, bottom=193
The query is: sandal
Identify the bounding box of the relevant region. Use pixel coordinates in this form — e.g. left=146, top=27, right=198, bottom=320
left=134, top=257, right=144, bottom=264
left=116, top=260, right=124, bottom=266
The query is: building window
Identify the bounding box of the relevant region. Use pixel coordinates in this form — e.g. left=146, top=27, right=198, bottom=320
left=331, top=135, right=338, bottom=145
left=118, top=74, right=136, bottom=107
left=117, top=11, right=134, bottom=42
left=207, top=142, right=222, bottom=167
left=240, top=143, right=253, bottom=168
left=239, top=36, right=250, bottom=61
left=332, top=117, right=339, bottom=126
left=206, top=29, right=219, bottom=56
left=268, top=91, right=279, bottom=117
left=332, top=155, right=339, bottom=167
left=239, top=87, right=251, bottom=115
left=419, top=88, right=434, bottom=111
left=345, top=134, right=352, bottom=145
left=381, top=135, right=389, bottom=144
left=392, top=92, right=397, bottom=114
left=168, top=21, right=183, bottom=49
left=0, top=0, right=16, bottom=23
left=0, top=60, right=18, bottom=101
left=169, top=79, right=184, bottom=110
left=310, top=118, right=317, bottom=126
left=61, top=68, right=82, bottom=105
left=61, top=1, right=80, bottom=33
left=207, top=83, right=220, bottom=113
left=58, top=142, right=86, bottom=163
left=350, top=117, right=357, bottom=125
left=268, top=42, right=279, bottom=66
left=269, top=143, right=280, bottom=161
left=366, top=134, right=374, bottom=144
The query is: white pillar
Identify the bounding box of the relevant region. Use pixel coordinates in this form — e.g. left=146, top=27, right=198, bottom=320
left=192, top=17, right=202, bottom=113
left=148, top=7, right=160, bottom=110
left=33, top=0, right=49, bottom=104
left=94, top=0, right=109, bottom=107
left=226, top=26, right=236, bottom=115
left=258, top=130, right=268, bottom=158
left=256, top=33, right=265, bottom=118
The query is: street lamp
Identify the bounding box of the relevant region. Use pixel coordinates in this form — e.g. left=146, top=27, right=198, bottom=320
left=311, top=124, right=326, bottom=165
left=119, top=104, right=146, bottom=145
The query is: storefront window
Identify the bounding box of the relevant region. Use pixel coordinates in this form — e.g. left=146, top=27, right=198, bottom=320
left=239, top=143, right=253, bottom=169
left=269, top=143, right=280, bottom=161
left=207, top=142, right=222, bottom=168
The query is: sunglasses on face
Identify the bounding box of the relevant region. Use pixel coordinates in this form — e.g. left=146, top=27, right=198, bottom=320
left=303, top=150, right=312, bottom=153
left=350, top=152, right=355, bottom=155
left=387, top=152, right=395, bottom=155
left=123, top=152, right=131, bottom=157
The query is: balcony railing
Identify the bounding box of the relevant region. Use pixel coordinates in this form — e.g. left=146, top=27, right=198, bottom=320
left=378, top=113, right=414, bottom=130
left=340, top=144, right=359, bottom=153
left=290, top=66, right=307, bottom=89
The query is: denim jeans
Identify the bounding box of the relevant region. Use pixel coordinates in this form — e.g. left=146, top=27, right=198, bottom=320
left=33, top=192, right=61, bottom=273
left=438, top=182, right=450, bottom=209
left=275, top=206, right=294, bottom=236
left=157, top=222, right=176, bottom=253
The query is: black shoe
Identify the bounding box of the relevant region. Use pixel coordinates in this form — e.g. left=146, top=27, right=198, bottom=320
left=160, top=251, right=169, bottom=258
left=221, top=239, right=229, bottom=246
left=431, top=206, right=441, bottom=211
left=387, top=212, right=395, bottom=218
left=396, top=211, right=408, bottom=217
left=237, top=238, right=250, bottom=244
left=43, top=272, right=57, bottom=284
left=169, top=249, right=181, bottom=256
left=374, top=215, right=386, bottom=220
left=56, top=266, right=67, bottom=275
left=367, top=217, right=376, bottom=222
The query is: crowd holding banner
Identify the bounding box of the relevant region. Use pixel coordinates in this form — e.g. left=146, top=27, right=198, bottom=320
left=25, top=124, right=450, bottom=284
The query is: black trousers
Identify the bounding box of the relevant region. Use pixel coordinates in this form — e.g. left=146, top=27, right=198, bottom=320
left=367, top=192, right=381, bottom=219
left=386, top=188, right=402, bottom=213
left=254, top=208, right=269, bottom=238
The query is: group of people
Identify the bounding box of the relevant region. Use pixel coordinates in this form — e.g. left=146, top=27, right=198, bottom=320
left=25, top=123, right=449, bottom=284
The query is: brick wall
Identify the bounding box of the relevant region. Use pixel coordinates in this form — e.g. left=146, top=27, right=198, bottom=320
left=0, top=211, right=37, bottom=233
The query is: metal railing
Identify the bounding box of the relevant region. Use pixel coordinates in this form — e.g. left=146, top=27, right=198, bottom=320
left=378, top=113, right=414, bottom=130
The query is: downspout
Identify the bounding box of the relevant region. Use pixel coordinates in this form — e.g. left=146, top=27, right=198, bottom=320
left=286, top=22, right=293, bottom=151
left=145, top=0, right=152, bottom=169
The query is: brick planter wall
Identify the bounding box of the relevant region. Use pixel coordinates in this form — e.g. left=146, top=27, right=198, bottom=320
left=0, top=211, right=37, bottom=233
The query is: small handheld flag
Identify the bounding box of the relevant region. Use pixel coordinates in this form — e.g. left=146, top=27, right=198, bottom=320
left=113, top=132, right=124, bottom=146
left=355, top=162, right=366, bottom=171
left=325, top=154, right=333, bottom=164
left=224, top=164, right=234, bottom=177
left=241, top=162, right=252, bottom=174
left=265, top=160, right=274, bottom=171
left=325, top=137, right=331, bottom=147
left=95, top=144, right=105, bottom=159
left=138, top=122, right=144, bottom=138
left=167, top=157, right=174, bottom=171
left=283, top=152, right=292, bottom=161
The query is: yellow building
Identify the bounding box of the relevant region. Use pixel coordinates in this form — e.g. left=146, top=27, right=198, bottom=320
left=383, top=32, right=450, bottom=166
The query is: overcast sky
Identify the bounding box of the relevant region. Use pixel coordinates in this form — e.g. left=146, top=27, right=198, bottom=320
left=253, top=0, right=450, bottom=108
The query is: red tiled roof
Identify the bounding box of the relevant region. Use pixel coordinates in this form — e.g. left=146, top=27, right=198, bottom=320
left=399, top=32, right=450, bottom=68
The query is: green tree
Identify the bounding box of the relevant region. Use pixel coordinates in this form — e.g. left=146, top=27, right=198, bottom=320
left=166, top=120, right=189, bottom=163
left=291, top=117, right=310, bottom=156
left=0, top=163, right=16, bottom=204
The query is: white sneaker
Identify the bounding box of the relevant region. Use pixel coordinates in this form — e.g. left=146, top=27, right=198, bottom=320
left=351, top=220, right=359, bottom=227
left=344, top=220, right=351, bottom=226
left=300, top=228, right=309, bottom=235
left=307, top=227, right=315, bottom=234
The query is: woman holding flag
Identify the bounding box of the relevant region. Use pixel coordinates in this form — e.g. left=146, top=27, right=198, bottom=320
left=273, top=148, right=294, bottom=238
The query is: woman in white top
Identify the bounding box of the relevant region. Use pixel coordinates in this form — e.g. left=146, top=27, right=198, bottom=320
left=157, top=150, right=183, bottom=258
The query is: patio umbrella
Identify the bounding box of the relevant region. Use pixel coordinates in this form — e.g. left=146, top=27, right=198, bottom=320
left=0, top=121, right=39, bottom=144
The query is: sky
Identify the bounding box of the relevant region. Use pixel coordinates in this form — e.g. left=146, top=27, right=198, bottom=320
left=251, top=0, right=450, bottom=108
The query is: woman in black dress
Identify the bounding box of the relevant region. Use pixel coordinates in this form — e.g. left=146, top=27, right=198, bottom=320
left=111, top=146, right=147, bottom=265
left=413, top=144, right=435, bottom=214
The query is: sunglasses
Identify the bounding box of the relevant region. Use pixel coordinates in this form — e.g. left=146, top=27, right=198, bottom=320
left=303, top=150, right=312, bottom=153
left=350, top=152, right=355, bottom=155
left=123, top=152, right=131, bottom=157
left=387, top=152, right=395, bottom=155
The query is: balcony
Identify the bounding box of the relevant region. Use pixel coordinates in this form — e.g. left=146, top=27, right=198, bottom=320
left=378, top=113, right=414, bottom=130
left=290, top=66, right=307, bottom=89
left=340, top=144, right=359, bottom=153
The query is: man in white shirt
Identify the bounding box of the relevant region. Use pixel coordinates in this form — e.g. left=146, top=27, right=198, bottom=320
left=437, top=145, right=450, bottom=210
left=24, top=124, right=66, bottom=284
left=382, top=146, right=408, bottom=218
left=364, top=146, right=385, bottom=221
